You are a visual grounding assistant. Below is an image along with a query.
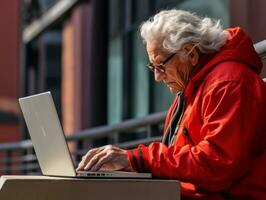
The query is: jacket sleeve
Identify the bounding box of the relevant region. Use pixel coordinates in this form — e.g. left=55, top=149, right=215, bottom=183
left=127, top=80, right=257, bottom=191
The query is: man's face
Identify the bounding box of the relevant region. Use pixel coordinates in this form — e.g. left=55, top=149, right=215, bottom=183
left=146, top=41, right=191, bottom=93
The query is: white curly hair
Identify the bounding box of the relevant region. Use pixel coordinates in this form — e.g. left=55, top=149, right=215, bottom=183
left=140, top=9, right=229, bottom=56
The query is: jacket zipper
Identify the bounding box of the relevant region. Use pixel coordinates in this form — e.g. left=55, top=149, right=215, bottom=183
left=183, top=127, right=195, bottom=145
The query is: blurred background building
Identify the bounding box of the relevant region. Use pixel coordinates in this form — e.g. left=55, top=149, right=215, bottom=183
left=0, top=0, right=266, bottom=174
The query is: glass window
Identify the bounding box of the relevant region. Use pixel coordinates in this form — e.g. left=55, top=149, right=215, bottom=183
left=177, top=0, right=229, bottom=27
left=130, top=32, right=150, bottom=118
left=108, top=37, right=123, bottom=124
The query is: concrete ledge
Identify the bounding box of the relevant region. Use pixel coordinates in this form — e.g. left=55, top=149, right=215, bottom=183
left=0, top=175, right=180, bottom=200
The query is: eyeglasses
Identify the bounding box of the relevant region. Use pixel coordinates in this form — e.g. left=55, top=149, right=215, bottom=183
left=146, top=53, right=176, bottom=73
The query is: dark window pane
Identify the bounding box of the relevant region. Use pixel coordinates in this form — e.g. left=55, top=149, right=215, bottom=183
left=109, top=0, right=124, bottom=37
left=132, top=0, right=151, bottom=24
left=154, top=0, right=183, bottom=11
left=38, top=31, right=61, bottom=117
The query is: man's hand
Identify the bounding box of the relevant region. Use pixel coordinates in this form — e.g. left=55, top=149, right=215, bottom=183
left=76, top=145, right=133, bottom=172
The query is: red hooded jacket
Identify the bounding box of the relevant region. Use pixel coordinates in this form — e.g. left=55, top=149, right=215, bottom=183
left=127, top=27, right=266, bottom=199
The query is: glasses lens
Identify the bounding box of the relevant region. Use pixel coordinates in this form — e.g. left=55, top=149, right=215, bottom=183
left=146, top=63, right=166, bottom=73
left=146, top=64, right=155, bottom=71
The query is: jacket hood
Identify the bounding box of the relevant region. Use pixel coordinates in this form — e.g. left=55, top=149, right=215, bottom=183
left=190, top=27, right=262, bottom=85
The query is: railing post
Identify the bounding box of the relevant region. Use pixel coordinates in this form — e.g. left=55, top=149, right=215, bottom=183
left=147, top=124, right=161, bottom=139
left=5, top=150, right=12, bottom=175
left=75, top=140, right=84, bottom=166
left=108, top=132, right=119, bottom=145
left=25, top=147, right=34, bottom=174
left=147, top=124, right=152, bottom=139
left=113, top=132, right=119, bottom=145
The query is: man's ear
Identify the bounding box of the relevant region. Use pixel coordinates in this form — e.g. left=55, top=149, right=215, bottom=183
left=182, top=44, right=199, bottom=66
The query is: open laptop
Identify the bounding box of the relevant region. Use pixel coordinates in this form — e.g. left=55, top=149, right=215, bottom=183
left=19, top=91, right=151, bottom=178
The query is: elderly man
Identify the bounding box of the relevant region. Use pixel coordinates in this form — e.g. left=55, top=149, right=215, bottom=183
left=77, top=10, right=266, bottom=199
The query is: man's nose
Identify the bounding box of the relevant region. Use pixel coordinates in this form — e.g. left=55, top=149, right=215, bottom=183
left=154, top=69, right=165, bottom=82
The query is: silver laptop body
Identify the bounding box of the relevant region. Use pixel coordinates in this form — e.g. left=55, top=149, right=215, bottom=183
left=19, top=91, right=151, bottom=178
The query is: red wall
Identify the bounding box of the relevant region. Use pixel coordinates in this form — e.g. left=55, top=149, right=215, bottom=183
left=0, top=1, right=21, bottom=143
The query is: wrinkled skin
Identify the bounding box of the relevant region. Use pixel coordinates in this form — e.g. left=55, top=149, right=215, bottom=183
left=76, top=145, right=133, bottom=171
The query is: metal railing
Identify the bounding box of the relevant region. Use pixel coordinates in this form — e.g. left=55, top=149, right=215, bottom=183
left=254, top=40, right=266, bottom=60
left=0, top=111, right=166, bottom=175
left=0, top=40, right=266, bottom=175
